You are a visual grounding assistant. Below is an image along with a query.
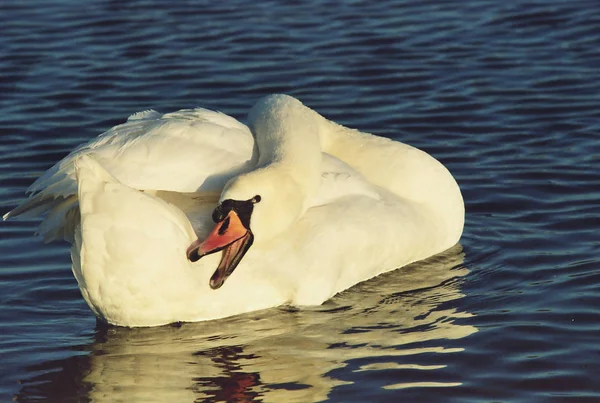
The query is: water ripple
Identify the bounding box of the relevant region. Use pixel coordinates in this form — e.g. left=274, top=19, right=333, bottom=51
left=1, top=0, right=599, bottom=401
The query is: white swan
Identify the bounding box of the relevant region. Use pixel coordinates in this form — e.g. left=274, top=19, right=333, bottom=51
left=4, top=94, right=464, bottom=327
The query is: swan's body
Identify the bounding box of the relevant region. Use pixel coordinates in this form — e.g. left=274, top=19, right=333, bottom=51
left=4, top=95, right=464, bottom=327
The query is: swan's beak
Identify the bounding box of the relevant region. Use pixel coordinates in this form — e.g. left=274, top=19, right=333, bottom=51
left=187, top=210, right=254, bottom=290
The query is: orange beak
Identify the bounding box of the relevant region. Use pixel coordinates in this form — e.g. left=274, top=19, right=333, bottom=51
left=187, top=210, right=254, bottom=289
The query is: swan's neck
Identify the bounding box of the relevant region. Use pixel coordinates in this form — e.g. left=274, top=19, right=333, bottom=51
left=220, top=95, right=324, bottom=242
left=248, top=95, right=322, bottom=202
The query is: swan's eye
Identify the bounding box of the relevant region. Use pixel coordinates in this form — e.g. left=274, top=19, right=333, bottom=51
left=217, top=216, right=231, bottom=235
left=212, top=205, right=225, bottom=223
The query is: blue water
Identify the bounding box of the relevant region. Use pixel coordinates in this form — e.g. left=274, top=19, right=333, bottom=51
left=1, top=1, right=599, bottom=401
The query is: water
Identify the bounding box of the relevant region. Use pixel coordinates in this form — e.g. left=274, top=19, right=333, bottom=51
left=1, top=0, right=599, bottom=401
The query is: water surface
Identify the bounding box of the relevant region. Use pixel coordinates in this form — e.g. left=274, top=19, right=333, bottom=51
left=1, top=0, right=599, bottom=402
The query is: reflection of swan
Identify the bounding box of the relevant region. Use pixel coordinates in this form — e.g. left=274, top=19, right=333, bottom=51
left=4, top=95, right=464, bottom=326
left=16, top=245, right=476, bottom=402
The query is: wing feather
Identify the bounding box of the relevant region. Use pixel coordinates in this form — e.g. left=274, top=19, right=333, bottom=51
left=4, top=108, right=255, bottom=242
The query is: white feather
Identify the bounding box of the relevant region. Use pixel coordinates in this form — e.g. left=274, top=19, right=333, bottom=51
left=6, top=95, right=464, bottom=326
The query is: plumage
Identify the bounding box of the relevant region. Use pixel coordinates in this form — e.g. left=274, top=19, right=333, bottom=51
left=4, top=94, right=464, bottom=327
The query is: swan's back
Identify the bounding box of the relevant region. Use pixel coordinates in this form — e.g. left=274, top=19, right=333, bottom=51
left=317, top=116, right=464, bottom=251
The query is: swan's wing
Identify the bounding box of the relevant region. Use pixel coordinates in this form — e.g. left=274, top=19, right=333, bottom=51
left=142, top=189, right=220, bottom=238
left=4, top=107, right=254, bottom=242
left=309, top=153, right=381, bottom=208
left=29, top=107, right=253, bottom=198
left=74, top=155, right=198, bottom=325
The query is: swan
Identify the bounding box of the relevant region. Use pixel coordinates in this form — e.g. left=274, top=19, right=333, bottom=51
left=3, top=94, right=464, bottom=327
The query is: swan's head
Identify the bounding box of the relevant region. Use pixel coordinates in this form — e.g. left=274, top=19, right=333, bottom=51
left=186, top=168, right=304, bottom=289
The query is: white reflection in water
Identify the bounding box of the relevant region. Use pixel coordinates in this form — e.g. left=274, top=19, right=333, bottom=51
left=19, top=244, right=476, bottom=402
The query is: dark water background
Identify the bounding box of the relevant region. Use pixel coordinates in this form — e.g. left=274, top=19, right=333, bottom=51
left=1, top=0, right=599, bottom=402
